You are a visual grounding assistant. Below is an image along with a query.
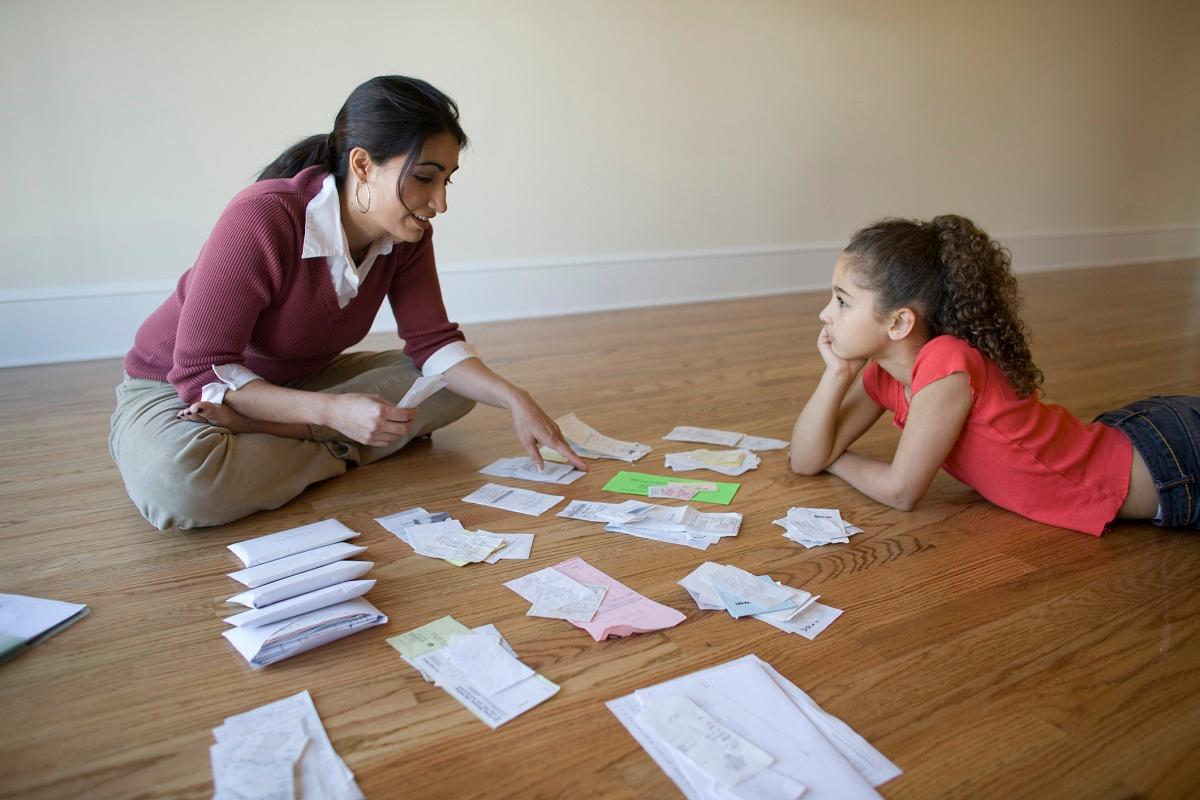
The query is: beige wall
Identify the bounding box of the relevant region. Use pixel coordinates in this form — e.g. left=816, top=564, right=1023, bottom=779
left=1, top=0, right=1198, bottom=292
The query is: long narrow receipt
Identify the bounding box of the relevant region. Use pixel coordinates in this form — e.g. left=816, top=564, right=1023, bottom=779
left=635, top=694, right=775, bottom=787
left=406, top=521, right=506, bottom=563
left=397, top=375, right=446, bottom=408
left=554, top=412, right=651, bottom=462
left=462, top=483, right=564, bottom=517
left=228, top=519, right=360, bottom=568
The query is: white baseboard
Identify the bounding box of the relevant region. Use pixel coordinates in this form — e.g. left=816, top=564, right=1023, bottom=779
left=1, top=225, right=1196, bottom=368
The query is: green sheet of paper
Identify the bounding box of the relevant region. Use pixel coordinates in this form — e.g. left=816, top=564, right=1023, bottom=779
left=601, top=471, right=740, bottom=505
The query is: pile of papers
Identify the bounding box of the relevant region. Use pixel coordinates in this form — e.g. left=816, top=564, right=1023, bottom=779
left=389, top=616, right=559, bottom=729
left=665, top=448, right=761, bottom=476
left=664, top=425, right=789, bottom=451
left=774, top=507, right=865, bottom=548
left=376, top=507, right=534, bottom=564
left=504, top=557, right=686, bottom=640
left=680, top=562, right=843, bottom=639
left=210, top=689, right=363, bottom=800
left=607, top=654, right=901, bottom=800
left=479, top=456, right=585, bottom=485
left=0, top=594, right=89, bottom=664
left=462, top=482, right=565, bottom=516
left=541, top=412, right=651, bottom=463
left=559, top=500, right=742, bottom=550
left=223, top=519, right=387, bottom=668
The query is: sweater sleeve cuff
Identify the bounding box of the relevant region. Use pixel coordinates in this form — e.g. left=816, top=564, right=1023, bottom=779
left=200, top=363, right=264, bottom=404
left=420, top=341, right=479, bottom=377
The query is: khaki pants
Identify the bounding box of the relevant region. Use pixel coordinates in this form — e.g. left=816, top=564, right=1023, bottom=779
left=109, top=351, right=475, bottom=531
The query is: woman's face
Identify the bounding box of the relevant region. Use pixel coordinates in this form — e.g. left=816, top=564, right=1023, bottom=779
left=360, top=131, right=460, bottom=244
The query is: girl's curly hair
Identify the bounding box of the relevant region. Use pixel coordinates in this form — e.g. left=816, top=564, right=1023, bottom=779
left=844, top=214, right=1044, bottom=398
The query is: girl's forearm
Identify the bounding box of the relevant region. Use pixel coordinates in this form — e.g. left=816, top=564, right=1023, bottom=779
left=827, top=451, right=922, bottom=511
left=790, top=369, right=856, bottom=474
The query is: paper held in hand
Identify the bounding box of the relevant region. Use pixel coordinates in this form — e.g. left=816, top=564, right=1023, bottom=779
left=397, top=375, right=447, bottom=408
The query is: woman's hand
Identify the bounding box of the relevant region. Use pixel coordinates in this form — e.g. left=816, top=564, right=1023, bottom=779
left=507, top=392, right=589, bottom=472
left=324, top=393, right=417, bottom=447
left=817, top=325, right=867, bottom=378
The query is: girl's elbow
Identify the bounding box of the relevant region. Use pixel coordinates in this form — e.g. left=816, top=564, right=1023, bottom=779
left=789, top=455, right=826, bottom=476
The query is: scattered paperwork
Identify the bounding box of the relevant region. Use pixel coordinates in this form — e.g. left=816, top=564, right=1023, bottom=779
left=540, top=412, right=651, bottom=463
left=223, top=521, right=386, bottom=668
left=665, top=426, right=789, bottom=451
left=774, top=507, right=866, bottom=548
left=505, top=567, right=608, bottom=622
left=602, top=471, right=740, bottom=505
left=389, top=616, right=559, bottom=729
left=210, top=689, right=363, bottom=800
left=480, top=456, right=585, bottom=485
left=560, top=498, right=741, bottom=550
left=680, top=562, right=842, bottom=640
left=607, top=654, right=901, bottom=800
left=0, top=594, right=89, bottom=664
left=665, top=448, right=761, bottom=477
left=462, top=483, right=565, bottom=516
left=378, top=508, right=533, bottom=566
left=508, top=557, right=686, bottom=641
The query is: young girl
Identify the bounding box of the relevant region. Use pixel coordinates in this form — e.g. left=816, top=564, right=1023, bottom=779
left=110, top=76, right=586, bottom=531
left=790, top=214, right=1198, bottom=535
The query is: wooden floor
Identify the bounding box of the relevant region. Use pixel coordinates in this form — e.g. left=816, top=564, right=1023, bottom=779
left=1, top=259, right=1198, bottom=799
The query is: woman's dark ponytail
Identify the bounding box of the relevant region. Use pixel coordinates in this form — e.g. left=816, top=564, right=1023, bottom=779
left=257, top=76, right=467, bottom=187
left=258, top=133, right=336, bottom=181
left=845, top=214, right=1044, bottom=398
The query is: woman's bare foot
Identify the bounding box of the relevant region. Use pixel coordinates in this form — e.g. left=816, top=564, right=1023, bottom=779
left=176, top=401, right=257, bottom=434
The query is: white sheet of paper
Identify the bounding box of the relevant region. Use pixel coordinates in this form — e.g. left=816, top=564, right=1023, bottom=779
left=0, top=594, right=88, bottom=643
left=736, top=435, right=789, bottom=451
left=397, top=375, right=446, bottom=408
left=375, top=508, right=451, bottom=544
left=462, top=483, right=564, bottom=516
left=228, top=519, right=360, bottom=568
left=635, top=694, right=775, bottom=787
left=480, top=531, right=535, bottom=563
left=505, top=567, right=607, bottom=622
left=227, top=560, right=374, bottom=608
left=664, top=425, right=746, bottom=447
left=557, top=499, right=654, bottom=524
left=444, top=631, right=536, bottom=696
left=407, top=523, right=506, bottom=563
left=556, top=412, right=651, bottom=462
left=479, top=457, right=585, bottom=485
left=227, top=542, right=367, bottom=589
left=757, top=602, right=843, bottom=640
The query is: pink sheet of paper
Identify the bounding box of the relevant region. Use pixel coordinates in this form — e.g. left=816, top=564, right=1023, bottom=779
left=552, top=557, right=686, bottom=641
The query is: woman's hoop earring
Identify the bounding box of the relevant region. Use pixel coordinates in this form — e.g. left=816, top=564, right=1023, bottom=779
left=354, top=181, right=373, bottom=214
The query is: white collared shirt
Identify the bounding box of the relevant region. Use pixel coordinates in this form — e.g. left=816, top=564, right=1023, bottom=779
left=200, top=174, right=477, bottom=403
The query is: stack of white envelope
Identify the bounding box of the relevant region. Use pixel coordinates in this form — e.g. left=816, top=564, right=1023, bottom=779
left=664, top=425, right=789, bottom=452
left=376, top=507, right=535, bottom=564
left=540, top=412, right=651, bottom=463
left=665, top=448, right=761, bottom=476
left=210, top=690, right=363, bottom=800
left=389, top=616, right=559, bottom=729
left=557, top=499, right=742, bottom=550
left=222, top=519, right=387, bottom=668
left=607, top=654, right=901, bottom=800
left=680, top=562, right=843, bottom=639
left=774, top=507, right=865, bottom=548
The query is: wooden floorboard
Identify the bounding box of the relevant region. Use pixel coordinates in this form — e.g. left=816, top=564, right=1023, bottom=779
left=0, top=258, right=1197, bottom=799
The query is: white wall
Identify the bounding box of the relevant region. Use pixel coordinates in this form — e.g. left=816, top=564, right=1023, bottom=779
left=2, top=0, right=1198, bottom=365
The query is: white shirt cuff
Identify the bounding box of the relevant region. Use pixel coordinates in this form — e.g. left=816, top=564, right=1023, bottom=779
left=420, top=340, right=479, bottom=377
left=200, top=363, right=264, bottom=404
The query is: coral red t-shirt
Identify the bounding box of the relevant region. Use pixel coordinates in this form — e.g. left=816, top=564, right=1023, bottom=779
left=861, top=335, right=1131, bottom=535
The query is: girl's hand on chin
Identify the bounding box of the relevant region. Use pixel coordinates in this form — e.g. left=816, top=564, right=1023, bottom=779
left=817, top=325, right=867, bottom=378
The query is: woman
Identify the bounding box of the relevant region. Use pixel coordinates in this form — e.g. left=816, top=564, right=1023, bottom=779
left=110, top=75, right=586, bottom=531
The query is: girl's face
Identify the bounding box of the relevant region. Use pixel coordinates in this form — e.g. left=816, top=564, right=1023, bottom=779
left=818, top=254, right=893, bottom=360
left=362, top=131, right=461, bottom=244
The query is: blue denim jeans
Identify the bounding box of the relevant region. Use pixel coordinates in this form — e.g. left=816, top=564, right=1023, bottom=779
left=1096, top=395, right=1200, bottom=530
